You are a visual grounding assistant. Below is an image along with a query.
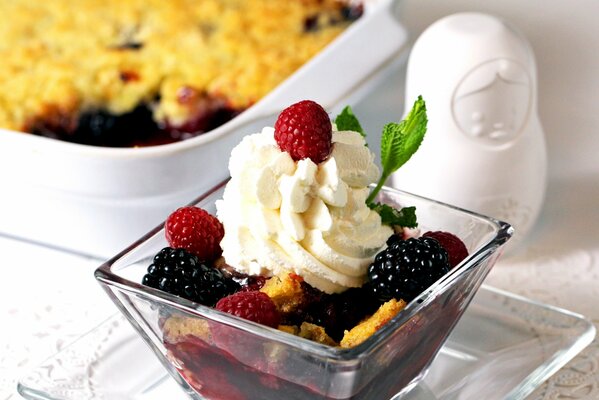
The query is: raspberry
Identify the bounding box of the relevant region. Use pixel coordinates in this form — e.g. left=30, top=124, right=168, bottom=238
left=423, top=231, right=469, bottom=268
left=368, top=237, right=450, bottom=302
left=274, top=100, right=332, bottom=163
left=165, top=206, right=224, bottom=261
left=216, top=291, right=280, bottom=328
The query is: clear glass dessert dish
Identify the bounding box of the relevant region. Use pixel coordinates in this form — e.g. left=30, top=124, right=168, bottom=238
left=94, top=180, right=513, bottom=400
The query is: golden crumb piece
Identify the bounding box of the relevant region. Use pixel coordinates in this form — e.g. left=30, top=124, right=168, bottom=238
left=340, top=299, right=407, bottom=348
left=162, top=315, right=212, bottom=344
left=260, top=273, right=305, bottom=315
left=278, top=324, right=300, bottom=335
left=299, top=322, right=338, bottom=347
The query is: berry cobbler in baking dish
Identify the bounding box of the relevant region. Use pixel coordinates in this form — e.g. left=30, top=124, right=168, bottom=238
left=0, top=0, right=362, bottom=147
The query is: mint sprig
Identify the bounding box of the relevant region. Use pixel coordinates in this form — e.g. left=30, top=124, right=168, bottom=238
left=332, top=98, right=427, bottom=228
left=334, top=105, right=365, bottom=138
left=365, top=96, right=427, bottom=205
left=369, top=204, right=417, bottom=228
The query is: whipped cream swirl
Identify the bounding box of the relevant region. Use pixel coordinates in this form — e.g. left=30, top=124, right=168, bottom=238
left=216, top=127, right=392, bottom=293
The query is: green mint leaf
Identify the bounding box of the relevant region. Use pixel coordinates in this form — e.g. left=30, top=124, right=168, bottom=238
left=369, top=203, right=418, bottom=228
left=380, top=96, right=427, bottom=176
left=366, top=96, right=427, bottom=205
left=335, top=105, right=365, bottom=138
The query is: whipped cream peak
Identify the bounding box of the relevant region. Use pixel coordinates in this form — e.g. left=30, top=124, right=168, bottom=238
left=217, top=126, right=392, bottom=293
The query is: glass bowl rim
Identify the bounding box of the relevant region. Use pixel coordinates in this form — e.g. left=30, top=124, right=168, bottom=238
left=95, top=178, right=513, bottom=362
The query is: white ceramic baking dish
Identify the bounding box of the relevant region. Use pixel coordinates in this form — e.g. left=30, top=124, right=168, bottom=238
left=0, top=0, right=407, bottom=258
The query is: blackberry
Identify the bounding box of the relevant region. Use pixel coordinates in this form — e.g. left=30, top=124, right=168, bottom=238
left=423, top=231, right=469, bottom=268
left=142, top=247, right=240, bottom=306
left=74, top=105, right=159, bottom=147
left=301, top=285, right=380, bottom=342
left=368, top=237, right=450, bottom=303
left=340, top=4, right=364, bottom=22
left=386, top=233, right=402, bottom=246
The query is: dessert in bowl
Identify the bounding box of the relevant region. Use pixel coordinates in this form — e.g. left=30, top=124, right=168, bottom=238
left=95, top=99, right=513, bottom=399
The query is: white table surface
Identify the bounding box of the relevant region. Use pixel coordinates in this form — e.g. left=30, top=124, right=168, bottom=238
left=2, top=1, right=599, bottom=399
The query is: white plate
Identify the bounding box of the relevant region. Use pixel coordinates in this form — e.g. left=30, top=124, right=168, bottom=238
left=17, top=286, right=595, bottom=400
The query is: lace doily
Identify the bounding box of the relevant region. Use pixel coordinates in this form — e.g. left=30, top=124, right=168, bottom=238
left=488, top=247, right=599, bottom=399
left=0, top=238, right=114, bottom=400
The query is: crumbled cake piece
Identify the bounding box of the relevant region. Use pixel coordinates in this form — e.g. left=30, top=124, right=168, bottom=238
left=163, top=315, right=213, bottom=344
left=340, top=299, right=407, bottom=348
left=161, top=272, right=406, bottom=349
left=260, top=273, right=306, bottom=315
left=299, top=322, right=338, bottom=346
left=278, top=325, right=300, bottom=336
left=0, top=0, right=360, bottom=145
left=162, top=294, right=408, bottom=350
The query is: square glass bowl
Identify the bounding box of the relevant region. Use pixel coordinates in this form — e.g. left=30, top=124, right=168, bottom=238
left=94, top=181, right=513, bottom=400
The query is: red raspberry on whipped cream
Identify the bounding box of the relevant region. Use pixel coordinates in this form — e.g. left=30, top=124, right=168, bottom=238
left=217, top=101, right=392, bottom=294
left=274, top=100, right=332, bottom=164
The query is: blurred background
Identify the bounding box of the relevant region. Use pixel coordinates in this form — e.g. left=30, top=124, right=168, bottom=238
left=357, top=0, right=599, bottom=259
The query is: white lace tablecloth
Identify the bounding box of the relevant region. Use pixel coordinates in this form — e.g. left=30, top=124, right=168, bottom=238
left=1, top=1, right=598, bottom=399
left=486, top=182, right=599, bottom=399
left=0, top=238, right=116, bottom=400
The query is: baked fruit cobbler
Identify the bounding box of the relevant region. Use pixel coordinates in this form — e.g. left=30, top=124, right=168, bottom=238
left=0, top=0, right=362, bottom=147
